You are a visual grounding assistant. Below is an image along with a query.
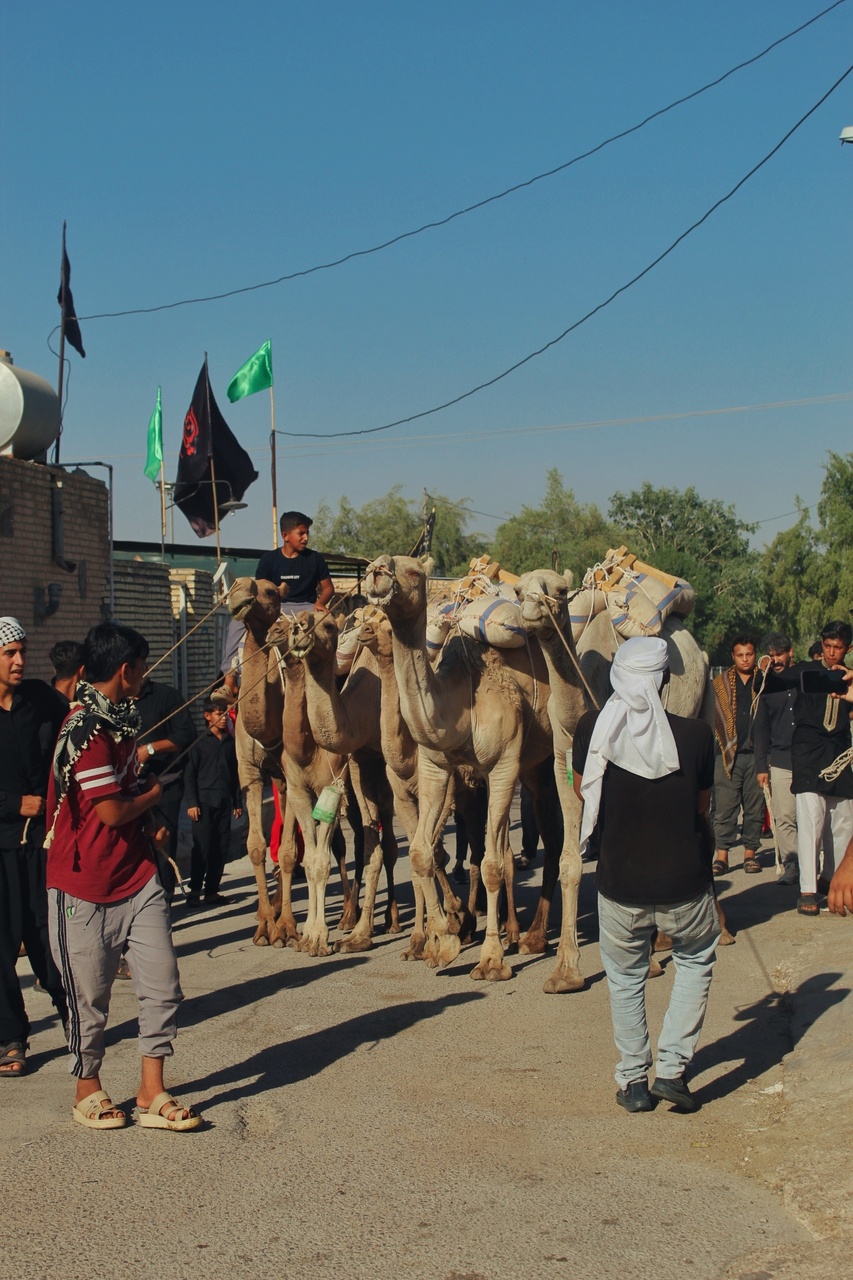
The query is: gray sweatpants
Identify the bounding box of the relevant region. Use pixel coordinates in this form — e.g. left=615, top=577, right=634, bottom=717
left=49, top=874, right=183, bottom=1080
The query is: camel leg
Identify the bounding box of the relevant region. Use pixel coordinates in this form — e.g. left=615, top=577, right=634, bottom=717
left=542, top=752, right=585, bottom=993
left=271, top=791, right=300, bottom=948
left=460, top=781, right=488, bottom=928
left=285, top=779, right=332, bottom=958
left=519, top=760, right=563, bottom=957
left=332, top=825, right=354, bottom=931
left=470, top=753, right=518, bottom=982
left=501, top=832, right=521, bottom=950
left=415, top=757, right=461, bottom=969
left=335, top=788, right=361, bottom=931
left=242, top=775, right=276, bottom=946
left=381, top=818, right=401, bottom=934
left=338, top=760, right=398, bottom=950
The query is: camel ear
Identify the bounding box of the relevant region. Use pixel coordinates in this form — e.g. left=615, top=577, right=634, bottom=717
left=418, top=554, right=435, bottom=578
left=563, top=570, right=574, bottom=590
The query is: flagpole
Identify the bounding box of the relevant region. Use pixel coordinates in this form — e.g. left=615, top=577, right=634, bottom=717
left=205, top=353, right=222, bottom=564
left=55, top=222, right=67, bottom=465
left=269, top=385, right=278, bottom=548
left=159, top=457, right=167, bottom=556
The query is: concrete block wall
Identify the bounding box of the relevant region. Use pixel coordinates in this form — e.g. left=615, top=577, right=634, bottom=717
left=111, top=560, right=178, bottom=687
left=0, top=456, right=110, bottom=682
left=169, top=568, right=219, bottom=728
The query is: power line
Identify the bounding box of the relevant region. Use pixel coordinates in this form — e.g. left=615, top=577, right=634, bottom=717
left=280, top=62, right=853, bottom=440
left=74, top=1, right=848, bottom=324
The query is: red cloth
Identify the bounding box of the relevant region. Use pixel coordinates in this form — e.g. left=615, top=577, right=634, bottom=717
left=46, top=731, right=156, bottom=903
left=269, top=787, right=303, bottom=864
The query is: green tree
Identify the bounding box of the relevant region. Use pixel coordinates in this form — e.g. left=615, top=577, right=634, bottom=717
left=489, top=469, right=616, bottom=580
left=763, top=452, right=853, bottom=652
left=608, top=482, right=767, bottom=661
left=313, top=486, right=486, bottom=576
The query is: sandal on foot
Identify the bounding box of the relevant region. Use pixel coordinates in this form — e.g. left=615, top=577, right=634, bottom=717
left=134, top=1090, right=201, bottom=1131
left=712, top=859, right=729, bottom=877
left=743, top=857, right=762, bottom=874
left=796, top=894, right=820, bottom=917
left=0, top=1041, right=27, bottom=1078
left=72, top=1090, right=126, bottom=1129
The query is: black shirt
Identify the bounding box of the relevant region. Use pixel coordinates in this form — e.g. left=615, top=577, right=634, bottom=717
left=573, top=710, right=715, bottom=907
left=735, top=673, right=754, bottom=753
left=254, top=547, right=331, bottom=603
left=136, top=679, right=197, bottom=788
left=184, top=730, right=241, bottom=809
left=753, top=686, right=797, bottom=773
left=0, top=679, right=66, bottom=846
left=761, top=662, right=853, bottom=797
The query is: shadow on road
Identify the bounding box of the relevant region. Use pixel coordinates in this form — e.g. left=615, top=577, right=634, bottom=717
left=182, top=990, right=484, bottom=1110
left=692, top=971, right=848, bottom=1103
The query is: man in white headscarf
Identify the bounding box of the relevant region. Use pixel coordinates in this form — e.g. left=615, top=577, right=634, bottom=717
left=572, top=636, right=719, bottom=1114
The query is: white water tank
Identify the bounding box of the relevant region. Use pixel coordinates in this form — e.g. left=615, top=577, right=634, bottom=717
left=0, top=351, right=61, bottom=459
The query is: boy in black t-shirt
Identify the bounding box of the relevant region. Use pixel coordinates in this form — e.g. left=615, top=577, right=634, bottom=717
left=184, top=700, right=243, bottom=907
left=572, top=636, right=720, bottom=1115
left=254, top=510, right=333, bottom=616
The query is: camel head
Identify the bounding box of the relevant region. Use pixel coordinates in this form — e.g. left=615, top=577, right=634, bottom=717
left=364, top=555, right=426, bottom=622
left=515, top=568, right=574, bottom=635
left=287, top=609, right=341, bottom=664
left=229, top=577, right=287, bottom=634
left=357, top=605, right=393, bottom=660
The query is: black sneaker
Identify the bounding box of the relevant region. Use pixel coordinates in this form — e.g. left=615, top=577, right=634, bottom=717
left=185, top=893, right=202, bottom=909
left=651, top=1075, right=699, bottom=1112
left=616, top=1079, right=654, bottom=1113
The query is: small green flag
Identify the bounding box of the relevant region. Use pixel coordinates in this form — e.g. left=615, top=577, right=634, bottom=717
left=144, top=386, right=163, bottom=482
left=226, top=339, right=273, bottom=403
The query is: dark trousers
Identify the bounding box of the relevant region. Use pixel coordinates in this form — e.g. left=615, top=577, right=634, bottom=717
left=151, top=781, right=183, bottom=861
left=713, top=752, right=765, bottom=853
left=0, top=829, right=68, bottom=1043
left=189, top=803, right=231, bottom=897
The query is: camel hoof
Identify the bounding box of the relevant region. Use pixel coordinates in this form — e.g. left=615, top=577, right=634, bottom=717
left=253, top=931, right=271, bottom=947
left=519, top=930, right=547, bottom=956
left=648, top=958, right=664, bottom=978
left=401, top=935, right=426, bottom=961
left=470, top=959, right=513, bottom=982
left=719, top=928, right=736, bottom=946
left=335, top=933, right=373, bottom=954
left=438, top=934, right=461, bottom=968
left=384, top=909, right=402, bottom=935
left=272, top=937, right=285, bottom=949
left=542, top=966, right=585, bottom=994
left=448, top=907, right=476, bottom=944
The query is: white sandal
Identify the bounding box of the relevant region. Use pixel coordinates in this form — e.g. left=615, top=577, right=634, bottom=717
left=72, top=1089, right=126, bottom=1129
left=134, top=1090, right=201, bottom=1131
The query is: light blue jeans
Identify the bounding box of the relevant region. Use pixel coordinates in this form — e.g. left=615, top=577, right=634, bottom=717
left=597, top=889, right=720, bottom=1089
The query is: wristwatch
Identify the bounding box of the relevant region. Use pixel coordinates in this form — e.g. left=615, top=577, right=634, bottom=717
left=146, top=743, right=155, bottom=758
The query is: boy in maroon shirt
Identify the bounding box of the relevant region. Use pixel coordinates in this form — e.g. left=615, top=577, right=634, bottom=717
left=46, top=623, right=200, bottom=1131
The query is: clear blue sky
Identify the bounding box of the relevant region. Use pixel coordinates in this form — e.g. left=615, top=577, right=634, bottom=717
left=2, top=1, right=852, bottom=554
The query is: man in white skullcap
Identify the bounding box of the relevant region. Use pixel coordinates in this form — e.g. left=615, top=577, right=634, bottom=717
left=572, top=636, right=719, bottom=1114
left=0, top=617, right=68, bottom=1076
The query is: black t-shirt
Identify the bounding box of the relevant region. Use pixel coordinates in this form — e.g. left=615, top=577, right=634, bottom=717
left=572, top=710, right=715, bottom=907
left=0, top=679, right=66, bottom=846
left=254, top=547, right=331, bottom=603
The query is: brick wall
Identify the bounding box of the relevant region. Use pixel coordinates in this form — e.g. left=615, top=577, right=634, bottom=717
left=0, top=456, right=110, bottom=682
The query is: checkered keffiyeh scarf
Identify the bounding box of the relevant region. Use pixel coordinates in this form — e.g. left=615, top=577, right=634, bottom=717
left=712, top=665, right=757, bottom=779
left=45, top=680, right=140, bottom=848
left=0, top=616, right=26, bottom=646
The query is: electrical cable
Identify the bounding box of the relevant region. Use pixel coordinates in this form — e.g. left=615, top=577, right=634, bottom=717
left=71, top=0, right=849, bottom=323
left=280, top=61, right=853, bottom=440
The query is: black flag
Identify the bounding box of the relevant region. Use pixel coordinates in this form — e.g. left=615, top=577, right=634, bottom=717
left=174, top=362, right=258, bottom=538
left=57, top=223, right=85, bottom=358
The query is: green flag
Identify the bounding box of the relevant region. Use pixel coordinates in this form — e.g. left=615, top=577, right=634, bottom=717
left=144, top=386, right=163, bottom=482
left=226, top=339, right=273, bottom=403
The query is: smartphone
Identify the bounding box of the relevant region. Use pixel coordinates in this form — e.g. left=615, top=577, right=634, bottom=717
left=800, top=668, right=847, bottom=695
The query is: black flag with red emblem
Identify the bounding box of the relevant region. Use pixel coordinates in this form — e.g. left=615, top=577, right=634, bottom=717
left=174, top=361, right=258, bottom=538
left=57, top=222, right=85, bottom=358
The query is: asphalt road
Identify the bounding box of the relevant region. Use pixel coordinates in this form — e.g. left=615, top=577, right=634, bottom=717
left=3, top=825, right=852, bottom=1280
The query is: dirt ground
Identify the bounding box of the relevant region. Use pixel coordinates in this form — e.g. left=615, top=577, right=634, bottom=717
left=3, top=814, right=852, bottom=1280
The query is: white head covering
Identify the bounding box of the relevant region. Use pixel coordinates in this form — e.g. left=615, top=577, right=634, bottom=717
left=0, top=617, right=26, bottom=647
left=579, top=636, right=680, bottom=855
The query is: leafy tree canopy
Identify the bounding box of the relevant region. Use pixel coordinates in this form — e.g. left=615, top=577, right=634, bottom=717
left=313, top=485, right=487, bottom=577
left=489, top=469, right=616, bottom=580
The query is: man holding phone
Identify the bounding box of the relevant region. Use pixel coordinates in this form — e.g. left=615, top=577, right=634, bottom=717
left=762, top=620, right=853, bottom=915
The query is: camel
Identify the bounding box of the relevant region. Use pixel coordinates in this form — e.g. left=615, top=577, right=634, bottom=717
left=514, top=568, right=711, bottom=988
left=288, top=608, right=400, bottom=950
left=364, top=555, right=564, bottom=982
left=356, top=606, right=478, bottom=958
left=229, top=578, right=355, bottom=950
left=229, top=577, right=296, bottom=948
